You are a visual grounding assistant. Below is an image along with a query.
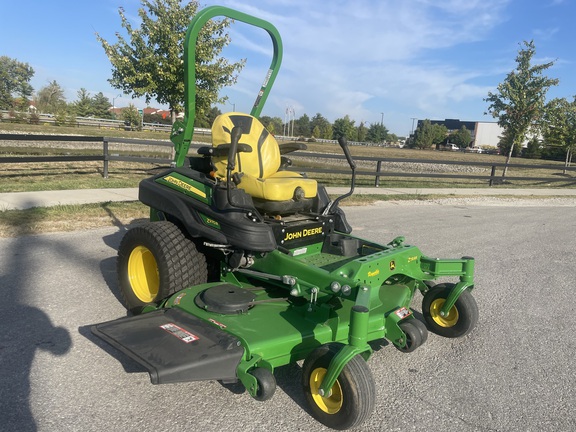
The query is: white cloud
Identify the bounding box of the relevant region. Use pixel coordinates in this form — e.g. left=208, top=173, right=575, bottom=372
left=205, top=0, right=515, bottom=133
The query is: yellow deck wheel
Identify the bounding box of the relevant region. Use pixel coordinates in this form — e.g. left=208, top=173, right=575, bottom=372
left=309, top=367, right=343, bottom=414
left=429, top=298, right=459, bottom=328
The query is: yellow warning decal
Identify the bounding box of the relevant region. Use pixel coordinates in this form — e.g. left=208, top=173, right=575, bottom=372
left=163, top=175, right=207, bottom=199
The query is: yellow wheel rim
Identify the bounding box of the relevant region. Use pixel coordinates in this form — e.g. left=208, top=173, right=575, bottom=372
left=128, top=245, right=159, bottom=303
left=430, top=298, right=459, bottom=327
left=309, top=367, right=343, bottom=414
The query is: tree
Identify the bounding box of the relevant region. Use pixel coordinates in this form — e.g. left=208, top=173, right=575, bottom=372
left=35, top=80, right=66, bottom=114
left=73, top=88, right=93, bottom=117
left=542, top=96, right=576, bottom=172
left=356, top=121, right=368, bottom=142
left=366, top=122, right=388, bottom=144
left=310, top=113, right=332, bottom=139
left=332, top=115, right=356, bottom=140
left=122, top=103, right=142, bottom=130
left=92, top=92, right=113, bottom=118
left=0, top=56, right=34, bottom=110
left=194, top=106, right=221, bottom=128
left=260, top=115, right=283, bottom=135
left=96, top=0, right=244, bottom=123
left=484, top=40, right=559, bottom=178
left=412, top=120, right=447, bottom=149
left=449, top=126, right=472, bottom=148
left=294, top=113, right=311, bottom=137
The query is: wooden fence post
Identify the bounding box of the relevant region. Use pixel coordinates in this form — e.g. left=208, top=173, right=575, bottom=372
left=489, top=165, right=496, bottom=186
left=374, top=160, right=382, bottom=187
left=103, top=138, right=109, bottom=179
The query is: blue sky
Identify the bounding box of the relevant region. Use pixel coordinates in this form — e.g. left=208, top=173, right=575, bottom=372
left=1, top=0, right=574, bottom=135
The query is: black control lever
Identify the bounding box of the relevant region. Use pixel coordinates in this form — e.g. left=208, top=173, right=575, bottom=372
left=338, top=136, right=356, bottom=170
left=226, top=126, right=243, bottom=207
left=227, top=126, right=243, bottom=171
left=322, top=137, right=356, bottom=215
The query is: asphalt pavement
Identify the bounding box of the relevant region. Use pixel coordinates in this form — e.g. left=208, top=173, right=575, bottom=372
left=1, top=186, right=576, bottom=210
left=1, top=201, right=575, bottom=431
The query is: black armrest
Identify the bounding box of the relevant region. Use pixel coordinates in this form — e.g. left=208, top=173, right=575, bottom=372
left=279, top=142, right=307, bottom=155
left=197, top=144, right=253, bottom=157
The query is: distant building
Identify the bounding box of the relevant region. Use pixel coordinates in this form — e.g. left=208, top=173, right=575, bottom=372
left=416, top=118, right=505, bottom=148
left=474, top=122, right=504, bottom=148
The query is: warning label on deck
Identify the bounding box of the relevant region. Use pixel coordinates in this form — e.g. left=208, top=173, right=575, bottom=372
left=160, top=323, right=199, bottom=343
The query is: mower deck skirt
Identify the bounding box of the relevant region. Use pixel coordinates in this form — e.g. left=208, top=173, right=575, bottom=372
left=92, top=308, right=244, bottom=384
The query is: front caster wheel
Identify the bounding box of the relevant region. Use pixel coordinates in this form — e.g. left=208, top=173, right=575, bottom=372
left=302, top=344, right=375, bottom=430
left=396, top=319, right=428, bottom=353
left=250, top=367, right=276, bottom=401
left=422, top=283, right=478, bottom=338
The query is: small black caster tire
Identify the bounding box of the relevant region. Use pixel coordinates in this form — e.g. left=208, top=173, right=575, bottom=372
left=302, top=343, right=375, bottom=430
left=422, top=283, right=478, bottom=338
left=396, top=320, right=426, bottom=353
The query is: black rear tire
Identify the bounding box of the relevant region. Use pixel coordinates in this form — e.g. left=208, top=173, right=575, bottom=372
left=117, top=221, right=208, bottom=313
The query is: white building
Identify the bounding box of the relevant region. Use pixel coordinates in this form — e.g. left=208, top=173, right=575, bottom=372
left=473, top=122, right=503, bottom=148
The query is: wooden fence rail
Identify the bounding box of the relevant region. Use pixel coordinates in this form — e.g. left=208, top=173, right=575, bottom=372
left=1, top=134, right=575, bottom=186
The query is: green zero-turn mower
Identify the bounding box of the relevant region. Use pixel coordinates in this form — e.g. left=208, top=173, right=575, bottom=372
left=92, top=6, right=478, bottom=430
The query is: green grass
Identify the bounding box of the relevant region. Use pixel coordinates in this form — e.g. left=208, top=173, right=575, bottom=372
left=0, top=201, right=150, bottom=237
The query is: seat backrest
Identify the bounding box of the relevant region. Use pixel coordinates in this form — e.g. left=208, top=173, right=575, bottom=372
left=211, top=113, right=281, bottom=179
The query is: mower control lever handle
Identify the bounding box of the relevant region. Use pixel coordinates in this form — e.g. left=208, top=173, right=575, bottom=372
left=323, top=137, right=357, bottom=216
left=227, top=126, right=243, bottom=171
left=338, top=137, right=356, bottom=170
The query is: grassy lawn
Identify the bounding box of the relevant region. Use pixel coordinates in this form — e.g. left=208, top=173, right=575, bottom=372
left=0, top=201, right=150, bottom=237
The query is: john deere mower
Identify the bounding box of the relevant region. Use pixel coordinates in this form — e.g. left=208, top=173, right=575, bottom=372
left=92, top=6, right=478, bottom=430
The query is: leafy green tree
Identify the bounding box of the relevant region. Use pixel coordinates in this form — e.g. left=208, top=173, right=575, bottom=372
left=332, top=115, right=356, bottom=140
left=432, top=124, right=448, bottom=146
left=260, top=115, right=283, bottom=135
left=73, top=88, right=93, bottom=117
left=92, top=92, right=113, bottom=118
left=36, top=80, right=66, bottom=114
left=412, top=120, right=434, bottom=149
left=356, top=121, right=368, bottom=142
left=388, top=133, right=400, bottom=144
left=542, top=96, right=576, bottom=171
left=122, top=103, right=142, bottom=130
left=366, top=122, right=388, bottom=143
left=294, top=113, right=311, bottom=137
left=96, top=0, right=244, bottom=123
left=0, top=56, right=34, bottom=110
left=523, top=137, right=542, bottom=159
left=449, top=126, right=472, bottom=148
left=484, top=40, right=559, bottom=177
left=194, top=106, right=221, bottom=127
left=310, top=113, right=332, bottom=139
left=311, top=125, right=321, bottom=138
left=412, top=120, right=447, bottom=149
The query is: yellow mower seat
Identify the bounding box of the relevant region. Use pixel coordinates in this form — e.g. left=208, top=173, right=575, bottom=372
left=211, top=113, right=317, bottom=202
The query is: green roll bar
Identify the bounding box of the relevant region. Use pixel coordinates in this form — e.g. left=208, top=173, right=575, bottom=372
left=170, top=5, right=283, bottom=167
